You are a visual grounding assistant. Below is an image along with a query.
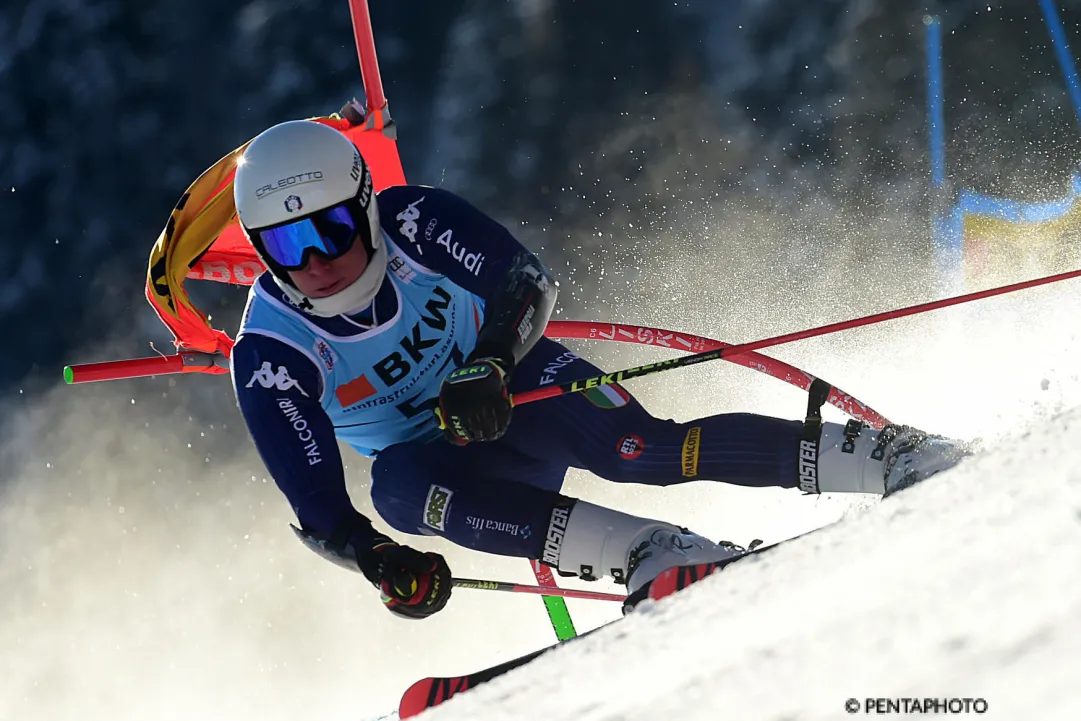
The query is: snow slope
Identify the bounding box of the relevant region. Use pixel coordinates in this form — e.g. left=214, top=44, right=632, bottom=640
left=420, top=406, right=1081, bottom=721
left=3, top=222, right=1079, bottom=721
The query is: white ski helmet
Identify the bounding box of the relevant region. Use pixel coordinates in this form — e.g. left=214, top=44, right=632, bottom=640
left=234, top=119, right=386, bottom=316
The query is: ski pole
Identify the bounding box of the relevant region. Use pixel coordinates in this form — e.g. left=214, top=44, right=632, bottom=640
left=530, top=559, right=578, bottom=640
left=63, top=350, right=228, bottom=384
left=510, top=266, right=1081, bottom=406
left=453, top=577, right=626, bottom=603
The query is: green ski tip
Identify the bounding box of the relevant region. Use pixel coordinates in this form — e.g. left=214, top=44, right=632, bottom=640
left=63, top=366, right=74, bottom=384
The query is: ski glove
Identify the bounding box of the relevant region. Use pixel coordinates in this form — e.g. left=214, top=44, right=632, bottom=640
left=436, top=357, right=512, bottom=444
left=373, top=542, right=452, bottom=620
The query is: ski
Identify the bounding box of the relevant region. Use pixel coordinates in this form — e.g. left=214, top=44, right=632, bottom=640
left=396, top=558, right=739, bottom=717
left=398, top=612, right=629, bottom=718
left=397, top=534, right=810, bottom=717
left=646, top=539, right=780, bottom=600
left=646, top=527, right=835, bottom=600
left=398, top=647, right=551, bottom=718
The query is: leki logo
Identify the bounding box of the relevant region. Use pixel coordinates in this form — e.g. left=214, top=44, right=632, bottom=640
left=449, top=365, right=489, bottom=381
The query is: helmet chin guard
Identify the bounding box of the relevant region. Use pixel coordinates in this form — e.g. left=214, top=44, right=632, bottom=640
left=234, top=119, right=385, bottom=316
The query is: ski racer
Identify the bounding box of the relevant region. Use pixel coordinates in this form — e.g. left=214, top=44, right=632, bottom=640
left=227, top=115, right=969, bottom=620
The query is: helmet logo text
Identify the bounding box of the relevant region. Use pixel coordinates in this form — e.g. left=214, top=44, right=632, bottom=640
left=358, top=167, right=373, bottom=209
left=255, top=171, right=324, bottom=198
left=350, top=150, right=363, bottom=182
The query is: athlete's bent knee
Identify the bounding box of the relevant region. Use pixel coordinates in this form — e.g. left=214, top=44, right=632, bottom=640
left=370, top=444, right=437, bottom=535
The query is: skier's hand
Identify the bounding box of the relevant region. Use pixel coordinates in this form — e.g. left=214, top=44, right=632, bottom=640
left=373, top=543, right=452, bottom=620
left=436, top=357, right=512, bottom=444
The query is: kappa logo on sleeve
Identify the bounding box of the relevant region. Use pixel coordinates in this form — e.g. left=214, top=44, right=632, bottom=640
left=246, top=362, right=309, bottom=397
left=424, top=485, right=453, bottom=531
left=396, top=197, right=426, bottom=253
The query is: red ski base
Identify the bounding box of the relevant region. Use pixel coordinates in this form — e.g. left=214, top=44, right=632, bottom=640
left=647, top=556, right=736, bottom=600
left=398, top=538, right=794, bottom=717
left=396, top=557, right=743, bottom=718
left=399, top=647, right=549, bottom=717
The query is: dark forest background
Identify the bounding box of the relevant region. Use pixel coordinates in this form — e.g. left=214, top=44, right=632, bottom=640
left=3, top=0, right=1081, bottom=404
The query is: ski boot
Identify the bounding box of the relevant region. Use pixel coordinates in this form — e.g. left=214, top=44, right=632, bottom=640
left=542, top=500, right=747, bottom=613
left=815, top=421, right=972, bottom=497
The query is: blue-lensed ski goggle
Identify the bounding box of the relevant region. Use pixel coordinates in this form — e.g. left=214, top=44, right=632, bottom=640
left=255, top=203, right=361, bottom=271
